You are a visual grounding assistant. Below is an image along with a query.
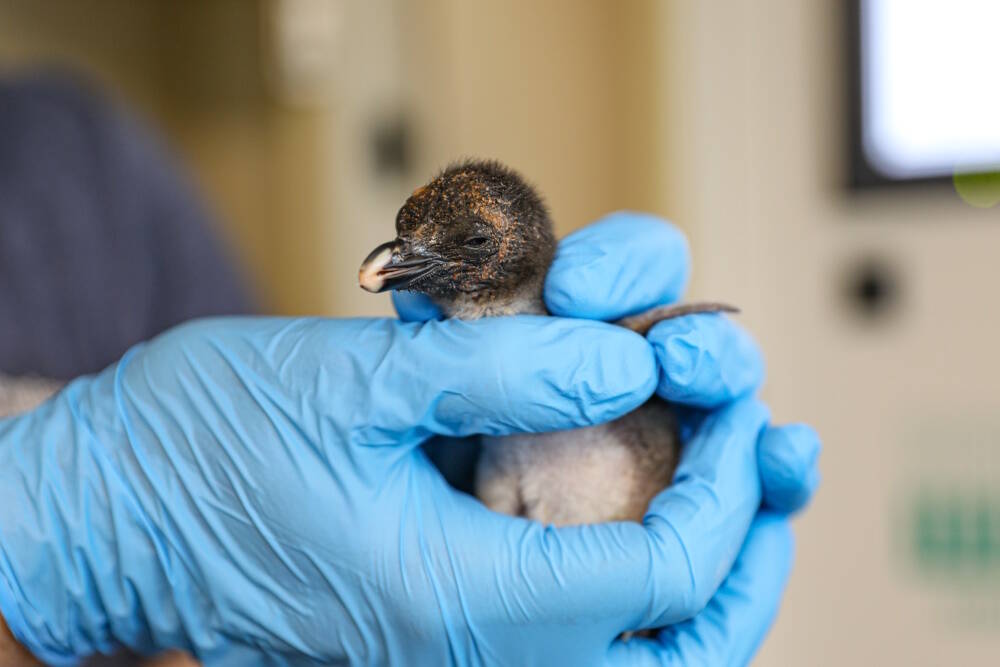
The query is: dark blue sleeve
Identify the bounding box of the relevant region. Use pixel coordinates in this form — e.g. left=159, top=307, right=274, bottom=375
left=0, top=71, right=257, bottom=380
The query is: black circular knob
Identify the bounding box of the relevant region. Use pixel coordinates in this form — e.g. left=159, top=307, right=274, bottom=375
left=843, top=255, right=901, bottom=321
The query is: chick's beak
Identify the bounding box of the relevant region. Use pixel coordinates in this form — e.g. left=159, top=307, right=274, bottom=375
left=359, top=240, right=442, bottom=293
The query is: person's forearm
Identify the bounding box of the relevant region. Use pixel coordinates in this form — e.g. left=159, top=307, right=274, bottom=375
left=0, top=613, right=40, bottom=667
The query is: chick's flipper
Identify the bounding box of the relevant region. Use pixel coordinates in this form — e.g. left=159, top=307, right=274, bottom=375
left=615, top=302, right=740, bottom=336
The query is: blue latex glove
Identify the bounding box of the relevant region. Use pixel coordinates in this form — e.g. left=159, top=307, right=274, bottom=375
left=0, top=212, right=819, bottom=666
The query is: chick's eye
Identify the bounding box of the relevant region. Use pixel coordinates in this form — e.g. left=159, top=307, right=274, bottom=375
left=464, top=236, right=488, bottom=248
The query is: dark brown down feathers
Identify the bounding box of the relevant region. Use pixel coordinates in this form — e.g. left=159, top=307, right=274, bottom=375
left=393, top=160, right=555, bottom=307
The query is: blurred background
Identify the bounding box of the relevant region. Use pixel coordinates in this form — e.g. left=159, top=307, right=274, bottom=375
left=1, top=0, right=999, bottom=664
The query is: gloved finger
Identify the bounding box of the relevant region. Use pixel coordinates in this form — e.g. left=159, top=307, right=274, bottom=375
left=760, top=424, right=821, bottom=514
left=669, top=412, right=821, bottom=515
left=544, top=212, right=690, bottom=320
left=629, top=398, right=769, bottom=628
left=496, top=399, right=767, bottom=631
left=303, top=316, right=656, bottom=446
left=605, top=512, right=794, bottom=667
left=392, top=291, right=443, bottom=322
left=648, top=314, right=764, bottom=408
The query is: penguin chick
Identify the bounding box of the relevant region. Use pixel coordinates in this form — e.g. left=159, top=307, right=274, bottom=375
left=359, top=159, right=736, bottom=526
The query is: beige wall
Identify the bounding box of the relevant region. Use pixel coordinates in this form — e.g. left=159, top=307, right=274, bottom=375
left=663, top=1, right=1000, bottom=664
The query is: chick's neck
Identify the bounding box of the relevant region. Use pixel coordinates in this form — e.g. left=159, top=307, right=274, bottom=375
left=433, top=274, right=549, bottom=320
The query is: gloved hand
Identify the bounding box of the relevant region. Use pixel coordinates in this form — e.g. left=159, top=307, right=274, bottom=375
left=397, top=212, right=821, bottom=664
left=0, top=212, right=819, bottom=666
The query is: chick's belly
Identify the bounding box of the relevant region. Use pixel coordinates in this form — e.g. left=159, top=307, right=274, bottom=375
left=477, top=415, right=677, bottom=526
